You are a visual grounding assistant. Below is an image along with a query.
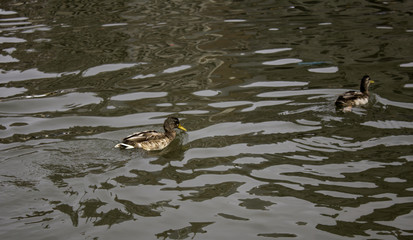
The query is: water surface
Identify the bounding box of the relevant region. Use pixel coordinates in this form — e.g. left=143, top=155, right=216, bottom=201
left=1, top=0, right=413, bottom=239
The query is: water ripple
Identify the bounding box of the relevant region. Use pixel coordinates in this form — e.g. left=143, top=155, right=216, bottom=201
left=111, top=92, right=167, bottom=101
left=83, top=63, right=142, bottom=77
left=262, top=58, right=303, bottom=65
left=0, top=92, right=101, bottom=114
left=188, top=121, right=320, bottom=142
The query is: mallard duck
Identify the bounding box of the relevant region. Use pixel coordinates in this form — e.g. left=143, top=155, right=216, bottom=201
left=115, top=117, right=187, bottom=151
left=335, top=75, right=375, bottom=112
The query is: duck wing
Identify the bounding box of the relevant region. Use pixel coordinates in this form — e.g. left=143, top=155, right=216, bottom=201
left=120, top=130, right=174, bottom=151
left=335, top=91, right=365, bottom=106
left=115, top=130, right=167, bottom=149
left=122, top=130, right=164, bottom=143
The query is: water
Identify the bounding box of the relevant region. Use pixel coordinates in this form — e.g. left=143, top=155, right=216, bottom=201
left=1, top=0, right=413, bottom=239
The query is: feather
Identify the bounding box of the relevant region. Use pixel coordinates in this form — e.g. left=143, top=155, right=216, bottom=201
left=115, top=117, right=186, bottom=151
left=335, top=75, right=374, bottom=111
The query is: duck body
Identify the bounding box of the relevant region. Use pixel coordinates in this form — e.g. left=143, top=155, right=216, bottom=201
left=115, top=117, right=187, bottom=151
left=335, top=75, right=374, bottom=112
left=335, top=91, right=369, bottom=107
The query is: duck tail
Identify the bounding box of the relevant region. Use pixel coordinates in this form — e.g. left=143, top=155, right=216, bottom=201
left=115, top=143, right=135, bottom=149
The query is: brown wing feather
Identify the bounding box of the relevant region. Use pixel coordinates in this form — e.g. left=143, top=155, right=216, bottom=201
left=118, top=130, right=173, bottom=150
left=123, top=130, right=160, bottom=142
left=121, top=130, right=163, bottom=145
left=335, top=91, right=365, bottom=107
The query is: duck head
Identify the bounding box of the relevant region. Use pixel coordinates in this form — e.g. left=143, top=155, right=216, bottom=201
left=360, top=75, right=374, bottom=93
left=164, top=117, right=187, bottom=132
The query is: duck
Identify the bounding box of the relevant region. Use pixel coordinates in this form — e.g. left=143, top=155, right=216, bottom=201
left=115, top=117, right=187, bottom=151
left=335, top=75, right=375, bottom=112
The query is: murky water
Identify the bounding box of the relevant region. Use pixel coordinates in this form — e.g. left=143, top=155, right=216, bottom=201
left=1, top=0, right=413, bottom=239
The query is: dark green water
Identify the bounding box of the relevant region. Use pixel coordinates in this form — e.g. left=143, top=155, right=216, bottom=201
left=1, top=0, right=413, bottom=239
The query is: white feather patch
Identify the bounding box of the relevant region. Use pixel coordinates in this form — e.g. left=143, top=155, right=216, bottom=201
left=353, top=98, right=368, bottom=106
left=115, top=143, right=135, bottom=149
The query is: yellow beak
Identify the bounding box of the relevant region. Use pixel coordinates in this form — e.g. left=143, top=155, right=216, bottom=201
left=369, top=80, right=375, bottom=83
left=178, top=124, right=187, bottom=131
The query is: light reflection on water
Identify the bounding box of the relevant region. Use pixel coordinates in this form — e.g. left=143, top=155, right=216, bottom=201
left=1, top=0, right=413, bottom=239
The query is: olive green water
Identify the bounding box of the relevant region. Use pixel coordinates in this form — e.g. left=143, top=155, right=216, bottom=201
left=1, top=0, right=413, bottom=239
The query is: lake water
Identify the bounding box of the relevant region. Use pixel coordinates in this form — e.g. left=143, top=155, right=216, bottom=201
left=1, top=0, right=413, bottom=239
